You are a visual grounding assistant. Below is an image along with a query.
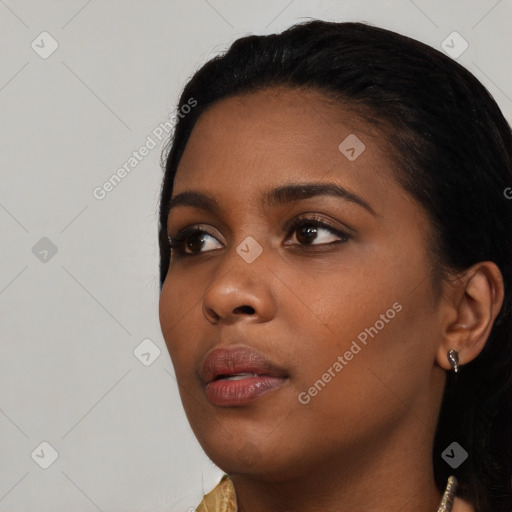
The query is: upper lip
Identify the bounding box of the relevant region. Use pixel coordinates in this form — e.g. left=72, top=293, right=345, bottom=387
left=200, top=345, right=289, bottom=384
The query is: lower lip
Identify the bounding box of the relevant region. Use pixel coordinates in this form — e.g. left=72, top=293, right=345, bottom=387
left=205, top=375, right=287, bottom=406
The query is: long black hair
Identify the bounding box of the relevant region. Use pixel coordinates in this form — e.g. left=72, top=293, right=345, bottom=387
left=158, top=20, right=512, bottom=512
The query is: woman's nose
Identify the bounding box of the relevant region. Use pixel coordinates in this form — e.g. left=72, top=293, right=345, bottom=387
left=201, top=247, right=276, bottom=325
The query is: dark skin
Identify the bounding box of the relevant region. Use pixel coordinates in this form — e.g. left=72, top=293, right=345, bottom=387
left=159, top=87, right=503, bottom=512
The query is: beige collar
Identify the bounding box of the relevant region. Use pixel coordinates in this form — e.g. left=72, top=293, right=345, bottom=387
left=196, top=474, right=463, bottom=512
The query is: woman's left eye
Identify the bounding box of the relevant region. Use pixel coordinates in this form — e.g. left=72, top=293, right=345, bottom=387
left=284, top=217, right=350, bottom=246
left=168, top=227, right=222, bottom=256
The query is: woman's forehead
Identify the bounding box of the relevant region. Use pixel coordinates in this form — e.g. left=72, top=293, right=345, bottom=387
left=174, top=88, right=393, bottom=198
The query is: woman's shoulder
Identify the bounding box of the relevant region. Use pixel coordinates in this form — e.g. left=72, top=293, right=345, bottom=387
left=195, top=474, right=237, bottom=512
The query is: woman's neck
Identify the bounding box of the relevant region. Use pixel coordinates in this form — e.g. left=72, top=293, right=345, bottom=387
left=229, top=422, right=444, bottom=512
left=452, top=496, right=475, bottom=512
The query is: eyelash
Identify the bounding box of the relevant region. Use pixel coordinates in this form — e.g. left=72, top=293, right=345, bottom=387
left=168, top=215, right=351, bottom=257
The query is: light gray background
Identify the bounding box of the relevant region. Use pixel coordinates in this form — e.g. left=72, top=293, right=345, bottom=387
left=1, top=1, right=511, bottom=511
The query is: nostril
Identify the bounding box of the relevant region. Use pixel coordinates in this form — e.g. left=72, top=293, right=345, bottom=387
left=233, top=305, right=255, bottom=315
left=205, top=306, right=220, bottom=322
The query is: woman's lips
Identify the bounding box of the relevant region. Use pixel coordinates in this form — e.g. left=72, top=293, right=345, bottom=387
left=200, top=345, right=289, bottom=406
left=205, top=374, right=288, bottom=406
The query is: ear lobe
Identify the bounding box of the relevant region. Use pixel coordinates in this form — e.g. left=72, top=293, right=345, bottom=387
left=435, top=261, right=504, bottom=371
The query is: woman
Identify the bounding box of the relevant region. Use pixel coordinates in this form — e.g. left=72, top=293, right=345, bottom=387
left=157, top=20, right=512, bottom=512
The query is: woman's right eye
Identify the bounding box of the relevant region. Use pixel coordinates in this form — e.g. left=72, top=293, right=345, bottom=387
left=168, top=226, right=223, bottom=256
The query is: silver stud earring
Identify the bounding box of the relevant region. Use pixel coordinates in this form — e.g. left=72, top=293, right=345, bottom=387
left=447, top=349, right=459, bottom=373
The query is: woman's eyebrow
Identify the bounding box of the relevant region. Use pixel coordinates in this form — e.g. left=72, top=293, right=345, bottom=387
left=167, top=191, right=220, bottom=216
left=167, top=182, right=376, bottom=216
left=263, top=182, right=376, bottom=215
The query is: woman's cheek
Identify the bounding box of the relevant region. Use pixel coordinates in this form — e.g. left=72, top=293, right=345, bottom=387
left=160, top=287, right=196, bottom=366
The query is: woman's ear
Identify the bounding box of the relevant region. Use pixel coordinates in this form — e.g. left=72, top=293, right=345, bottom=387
left=435, top=261, right=504, bottom=371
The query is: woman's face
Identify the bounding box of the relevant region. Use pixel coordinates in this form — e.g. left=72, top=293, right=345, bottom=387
left=159, top=87, right=447, bottom=480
